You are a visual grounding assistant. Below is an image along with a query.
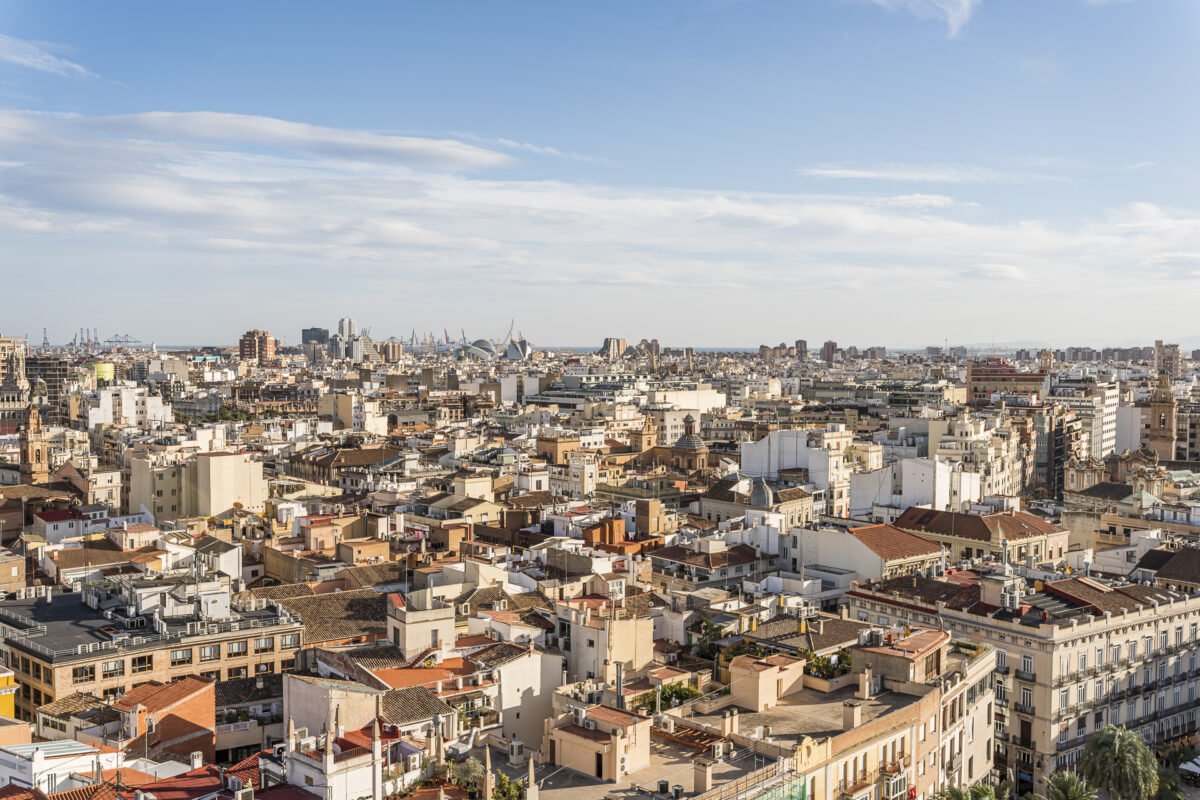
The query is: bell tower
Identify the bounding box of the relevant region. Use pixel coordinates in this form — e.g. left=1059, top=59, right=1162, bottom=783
left=1145, top=373, right=1177, bottom=461
left=20, top=405, right=49, bottom=485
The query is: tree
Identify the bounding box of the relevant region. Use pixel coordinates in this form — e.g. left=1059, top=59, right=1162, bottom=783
left=1081, top=726, right=1159, bottom=800
left=1040, top=772, right=1098, bottom=800
left=456, top=757, right=485, bottom=790
left=493, top=772, right=523, bottom=800
left=934, top=787, right=971, bottom=800
left=1154, top=742, right=1198, bottom=800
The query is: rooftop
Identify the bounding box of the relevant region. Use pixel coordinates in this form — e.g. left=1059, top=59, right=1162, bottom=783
left=690, top=683, right=913, bottom=742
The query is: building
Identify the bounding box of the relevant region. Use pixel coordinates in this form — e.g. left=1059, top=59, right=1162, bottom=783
left=1155, top=340, right=1182, bottom=379
left=599, top=338, right=628, bottom=361
left=238, top=329, right=277, bottom=363
left=848, top=569, right=1200, bottom=795
left=1141, top=373, right=1178, bottom=461
left=894, top=507, right=1069, bottom=563
left=821, top=340, right=837, bottom=365
left=966, top=360, right=1047, bottom=406
left=301, top=327, right=330, bottom=346
left=0, top=586, right=303, bottom=720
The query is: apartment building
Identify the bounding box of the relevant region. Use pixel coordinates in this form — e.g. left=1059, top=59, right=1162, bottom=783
left=129, top=450, right=266, bottom=521
left=0, top=585, right=303, bottom=720
left=848, top=568, right=1200, bottom=796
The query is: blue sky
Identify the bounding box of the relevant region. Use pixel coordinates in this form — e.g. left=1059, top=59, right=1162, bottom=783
left=1, top=0, right=1197, bottom=348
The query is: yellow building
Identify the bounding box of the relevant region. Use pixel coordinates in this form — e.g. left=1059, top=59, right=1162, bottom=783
left=0, top=668, right=17, bottom=718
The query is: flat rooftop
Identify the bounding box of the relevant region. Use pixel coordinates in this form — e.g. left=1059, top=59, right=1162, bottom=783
left=479, top=737, right=767, bottom=800
left=690, top=684, right=915, bottom=742
left=0, top=591, right=300, bottom=662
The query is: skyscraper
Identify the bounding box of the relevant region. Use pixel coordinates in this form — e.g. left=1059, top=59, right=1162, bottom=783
left=794, top=339, right=807, bottom=360
left=338, top=317, right=358, bottom=340
left=302, top=327, right=329, bottom=345
left=821, top=340, right=837, bottom=365
left=238, top=330, right=276, bottom=363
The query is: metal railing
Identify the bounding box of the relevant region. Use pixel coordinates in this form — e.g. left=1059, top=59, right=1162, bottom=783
left=1015, top=669, right=1037, bottom=682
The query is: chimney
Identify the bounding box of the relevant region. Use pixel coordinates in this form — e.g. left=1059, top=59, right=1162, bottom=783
left=189, top=751, right=204, bottom=769
left=858, top=667, right=873, bottom=700
left=729, top=708, right=739, bottom=735
left=842, top=700, right=862, bottom=731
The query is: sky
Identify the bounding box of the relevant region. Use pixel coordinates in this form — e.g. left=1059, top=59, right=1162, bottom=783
left=1, top=0, right=1198, bottom=349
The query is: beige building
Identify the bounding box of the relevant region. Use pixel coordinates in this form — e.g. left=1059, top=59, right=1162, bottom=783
left=129, top=450, right=267, bottom=522
left=848, top=569, right=1200, bottom=796
left=1, top=588, right=302, bottom=720
left=544, top=704, right=652, bottom=782
left=894, top=507, right=1069, bottom=564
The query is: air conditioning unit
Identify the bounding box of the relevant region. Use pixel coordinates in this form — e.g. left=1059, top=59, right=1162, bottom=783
left=584, top=719, right=597, bottom=731
left=233, top=788, right=253, bottom=800
left=294, top=727, right=309, bottom=740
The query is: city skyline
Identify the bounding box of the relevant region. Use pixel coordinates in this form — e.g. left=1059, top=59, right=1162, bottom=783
left=2, top=0, right=1198, bottom=344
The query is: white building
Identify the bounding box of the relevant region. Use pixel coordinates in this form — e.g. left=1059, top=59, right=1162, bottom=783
left=849, top=457, right=983, bottom=520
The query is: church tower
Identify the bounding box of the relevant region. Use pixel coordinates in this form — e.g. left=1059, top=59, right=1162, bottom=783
left=1144, top=372, right=1177, bottom=461
left=629, top=414, right=656, bottom=453
left=20, top=405, right=49, bottom=485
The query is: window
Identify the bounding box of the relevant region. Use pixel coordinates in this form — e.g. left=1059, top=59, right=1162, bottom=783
left=199, top=645, right=219, bottom=662
left=131, top=655, right=153, bottom=674
left=1021, top=654, right=1034, bottom=674
left=102, top=660, right=125, bottom=679
left=72, top=665, right=95, bottom=684
left=170, top=649, right=193, bottom=667
left=227, top=666, right=248, bottom=680
left=254, top=637, right=274, bottom=654
left=996, top=650, right=1007, bottom=669
left=280, top=634, right=300, bottom=650
left=228, top=640, right=248, bottom=657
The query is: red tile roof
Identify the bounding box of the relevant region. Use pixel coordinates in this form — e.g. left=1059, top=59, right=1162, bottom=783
left=111, top=675, right=212, bottom=712
left=851, top=524, right=942, bottom=561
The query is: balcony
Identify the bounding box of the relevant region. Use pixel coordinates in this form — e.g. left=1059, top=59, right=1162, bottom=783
left=996, top=664, right=1010, bottom=675
left=1015, top=669, right=1037, bottom=683
left=879, top=756, right=907, bottom=777
left=947, top=754, right=962, bottom=774
left=1014, top=702, right=1036, bottom=716
left=995, top=696, right=1010, bottom=709
left=838, top=771, right=873, bottom=798
left=1160, top=677, right=1174, bottom=689
left=1056, top=735, right=1087, bottom=753
left=1012, top=736, right=1035, bottom=749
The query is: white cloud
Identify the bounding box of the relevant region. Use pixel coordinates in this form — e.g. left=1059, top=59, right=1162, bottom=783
left=799, top=162, right=1064, bottom=183
left=867, top=0, right=982, bottom=37
left=0, top=34, right=98, bottom=78
left=453, top=133, right=607, bottom=164
left=0, top=109, right=1198, bottom=344
left=878, top=194, right=960, bottom=209
left=78, top=111, right=509, bottom=171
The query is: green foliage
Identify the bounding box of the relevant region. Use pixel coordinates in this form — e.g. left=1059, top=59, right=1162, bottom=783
left=1082, top=725, right=1159, bottom=800
left=493, top=771, right=524, bottom=800
left=696, top=619, right=726, bottom=659
left=1039, top=772, right=1098, bottom=800
left=455, top=757, right=485, bottom=789
left=634, top=683, right=701, bottom=712
left=804, top=648, right=852, bottom=679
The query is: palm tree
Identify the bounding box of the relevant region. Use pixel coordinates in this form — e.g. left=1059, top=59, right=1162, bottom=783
left=1040, top=772, right=1098, bottom=800
left=934, top=788, right=971, bottom=800
left=1081, top=726, right=1159, bottom=800
left=1154, top=741, right=1199, bottom=800
left=970, top=786, right=999, bottom=800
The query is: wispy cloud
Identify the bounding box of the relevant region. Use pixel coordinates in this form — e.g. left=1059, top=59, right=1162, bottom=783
left=799, top=162, right=1064, bottom=183
left=867, top=0, right=982, bottom=37
left=454, top=133, right=608, bottom=164
left=0, top=109, right=1197, bottom=344
left=76, top=111, right=510, bottom=171
left=0, top=33, right=98, bottom=78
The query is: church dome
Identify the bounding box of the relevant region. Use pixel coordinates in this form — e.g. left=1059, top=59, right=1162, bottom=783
left=748, top=476, right=776, bottom=508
